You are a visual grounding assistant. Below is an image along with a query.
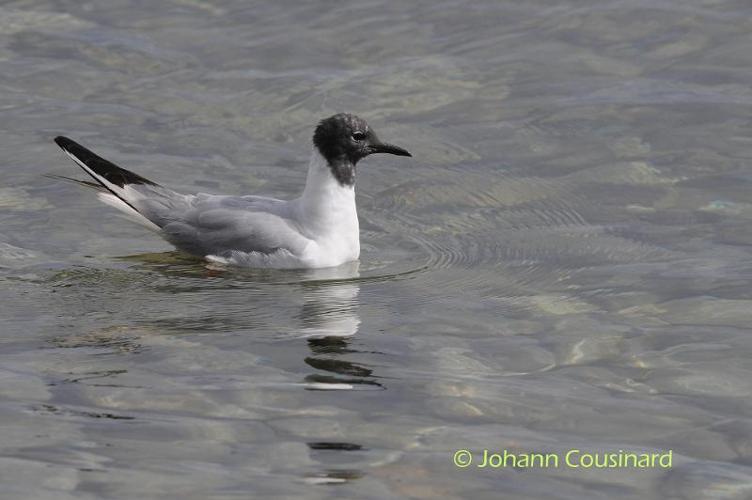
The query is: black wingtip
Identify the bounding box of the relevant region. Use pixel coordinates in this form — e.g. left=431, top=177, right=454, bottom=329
left=53, top=135, right=159, bottom=188
left=54, top=136, right=72, bottom=150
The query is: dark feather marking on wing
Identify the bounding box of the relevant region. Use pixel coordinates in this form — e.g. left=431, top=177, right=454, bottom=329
left=53, top=136, right=160, bottom=215
left=54, top=136, right=159, bottom=188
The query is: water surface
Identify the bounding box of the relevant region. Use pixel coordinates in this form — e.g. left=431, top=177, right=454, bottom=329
left=2, top=1, right=752, bottom=498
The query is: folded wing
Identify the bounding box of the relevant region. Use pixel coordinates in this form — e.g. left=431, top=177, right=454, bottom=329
left=54, top=137, right=310, bottom=259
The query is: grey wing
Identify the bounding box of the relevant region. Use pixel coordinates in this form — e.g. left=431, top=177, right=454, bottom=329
left=51, top=136, right=306, bottom=257
left=160, top=195, right=310, bottom=258
left=126, top=184, right=196, bottom=227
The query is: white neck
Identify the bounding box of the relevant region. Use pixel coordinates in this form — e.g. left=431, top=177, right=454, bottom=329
left=298, top=149, right=358, bottom=236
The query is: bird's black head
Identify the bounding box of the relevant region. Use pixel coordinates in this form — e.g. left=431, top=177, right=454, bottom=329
left=313, top=113, right=411, bottom=186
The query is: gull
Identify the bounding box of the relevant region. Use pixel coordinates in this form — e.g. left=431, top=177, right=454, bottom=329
left=53, top=113, right=411, bottom=269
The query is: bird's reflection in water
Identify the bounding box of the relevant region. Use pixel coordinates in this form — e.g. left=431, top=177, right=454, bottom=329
left=293, top=262, right=379, bottom=483
left=296, top=262, right=384, bottom=392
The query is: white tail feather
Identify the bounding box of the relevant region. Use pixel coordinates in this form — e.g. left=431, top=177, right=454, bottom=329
left=96, top=192, right=161, bottom=231
left=61, top=148, right=161, bottom=231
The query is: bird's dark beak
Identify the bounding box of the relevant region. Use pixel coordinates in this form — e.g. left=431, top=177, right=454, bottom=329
left=368, top=140, right=412, bottom=157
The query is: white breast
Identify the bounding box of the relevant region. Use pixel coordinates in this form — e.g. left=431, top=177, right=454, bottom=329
left=293, top=149, right=360, bottom=268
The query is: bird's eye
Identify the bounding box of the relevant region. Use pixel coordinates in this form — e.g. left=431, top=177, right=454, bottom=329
left=352, top=131, right=366, bottom=141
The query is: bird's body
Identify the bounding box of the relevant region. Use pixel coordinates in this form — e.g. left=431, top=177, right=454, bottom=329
left=54, top=114, right=410, bottom=269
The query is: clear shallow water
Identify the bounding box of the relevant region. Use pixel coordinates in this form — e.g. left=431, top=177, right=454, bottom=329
left=2, top=0, right=752, bottom=498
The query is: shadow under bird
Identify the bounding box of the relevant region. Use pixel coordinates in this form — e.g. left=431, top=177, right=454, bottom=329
left=53, top=113, right=411, bottom=268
